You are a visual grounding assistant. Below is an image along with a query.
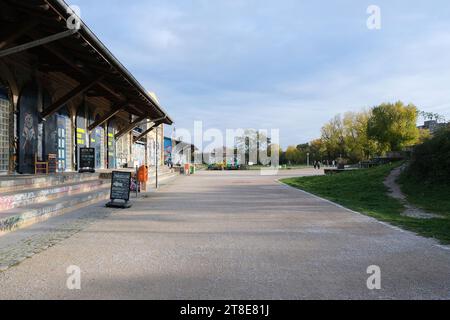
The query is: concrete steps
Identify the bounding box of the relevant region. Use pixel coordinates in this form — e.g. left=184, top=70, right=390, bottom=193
left=0, top=179, right=108, bottom=211
left=0, top=167, right=180, bottom=236
left=0, top=186, right=110, bottom=235
left=0, top=172, right=101, bottom=193
left=98, top=167, right=179, bottom=182
left=149, top=168, right=179, bottom=182
left=0, top=173, right=108, bottom=235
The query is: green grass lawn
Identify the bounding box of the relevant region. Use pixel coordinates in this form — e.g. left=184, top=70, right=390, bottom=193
left=281, top=163, right=450, bottom=244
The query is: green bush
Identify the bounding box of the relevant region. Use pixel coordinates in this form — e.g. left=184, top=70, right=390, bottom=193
left=406, top=127, right=450, bottom=183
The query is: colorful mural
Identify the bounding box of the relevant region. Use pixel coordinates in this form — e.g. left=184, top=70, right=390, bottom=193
left=18, top=83, right=39, bottom=174
left=164, top=137, right=172, bottom=164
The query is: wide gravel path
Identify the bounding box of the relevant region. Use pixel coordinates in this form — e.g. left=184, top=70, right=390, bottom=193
left=0, top=169, right=449, bottom=299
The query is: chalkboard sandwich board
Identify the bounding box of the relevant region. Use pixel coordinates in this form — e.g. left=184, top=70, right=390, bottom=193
left=79, top=147, right=96, bottom=173
left=106, top=171, right=132, bottom=209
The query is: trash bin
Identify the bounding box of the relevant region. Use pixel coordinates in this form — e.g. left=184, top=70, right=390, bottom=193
left=190, top=165, right=195, bottom=175
left=184, top=163, right=190, bottom=175
left=137, top=165, right=149, bottom=191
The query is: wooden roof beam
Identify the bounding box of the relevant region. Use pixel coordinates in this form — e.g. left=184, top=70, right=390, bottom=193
left=0, top=29, right=78, bottom=58
left=115, top=115, right=147, bottom=140
left=39, top=41, right=125, bottom=101
left=0, top=19, right=39, bottom=49
left=133, top=123, right=156, bottom=143
left=133, top=116, right=167, bottom=142
left=41, top=75, right=104, bottom=119
left=88, top=103, right=125, bottom=132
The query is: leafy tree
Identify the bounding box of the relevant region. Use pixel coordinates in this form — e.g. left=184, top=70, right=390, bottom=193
left=267, top=143, right=283, bottom=165
left=418, top=128, right=432, bottom=144
left=406, top=127, right=450, bottom=183
left=342, top=111, right=380, bottom=161
left=419, top=111, right=446, bottom=123
left=321, top=115, right=345, bottom=159
left=309, top=139, right=325, bottom=162
left=235, top=129, right=270, bottom=164
left=295, top=143, right=309, bottom=164
left=285, top=146, right=301, bottom=164
left=367, top=101, right=420, bottom=152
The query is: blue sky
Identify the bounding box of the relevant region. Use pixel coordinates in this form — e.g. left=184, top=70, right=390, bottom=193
left=70, top=0, right=450, bottom=148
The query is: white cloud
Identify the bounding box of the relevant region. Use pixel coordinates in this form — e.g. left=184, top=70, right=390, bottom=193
left=70, top=0, right=450, bottom=147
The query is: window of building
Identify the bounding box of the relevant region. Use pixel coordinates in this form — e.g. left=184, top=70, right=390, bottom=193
left=0, top=87, right=10, bottom=172
left=116, top=134, right=129, bottom=168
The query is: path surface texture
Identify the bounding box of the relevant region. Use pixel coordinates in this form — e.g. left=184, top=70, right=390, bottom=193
left=0, top=169, right=449, bottom=299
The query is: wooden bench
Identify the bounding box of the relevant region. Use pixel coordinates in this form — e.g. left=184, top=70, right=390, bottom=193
left=48, top=154, right=57, bottom=174
left=34, top=154, right=58, bottom=175
left=35, top=154, right=48, bottom=175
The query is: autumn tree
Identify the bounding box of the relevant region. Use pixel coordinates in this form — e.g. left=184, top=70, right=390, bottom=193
left=342, top=111, right=380, bottom=161
left=309, top=139, right=325, bottom=162
left=367, top=102, right=420, bottom=151
left=285, top=146, right=301, bottom=164
left=321, top=115, right=345, bottom=159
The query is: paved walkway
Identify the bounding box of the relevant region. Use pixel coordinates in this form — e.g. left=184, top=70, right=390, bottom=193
left=0, top=169, right=449, bottom=299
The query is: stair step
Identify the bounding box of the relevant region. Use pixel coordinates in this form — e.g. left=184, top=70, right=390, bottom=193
left=155, top=172, right=179, bottom=181
left=0, top=173, right=101, bottom=193
left=149, top=171, right=178, bottom=178
left=0, top=186, right=110, bottom=235
left=0, top=179, right=108, bottom=211
left=0, top=171, right=180, bottom=236
left=98, top=168, right=178, bottom=180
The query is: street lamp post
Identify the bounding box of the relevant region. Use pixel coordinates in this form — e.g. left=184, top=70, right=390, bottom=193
left=155, top=126, right=159, bottom=189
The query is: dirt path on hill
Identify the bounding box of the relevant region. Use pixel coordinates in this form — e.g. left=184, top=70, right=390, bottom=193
left=384, top=165, right=441, bottom=219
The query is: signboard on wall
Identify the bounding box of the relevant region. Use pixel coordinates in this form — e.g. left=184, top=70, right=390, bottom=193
left=79, top=147, right=95, bottom=173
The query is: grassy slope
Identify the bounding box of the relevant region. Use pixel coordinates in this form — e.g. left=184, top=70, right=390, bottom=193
left=281, top=163, right=450, bottom=244
left=398, top=175, right=450, bottom=217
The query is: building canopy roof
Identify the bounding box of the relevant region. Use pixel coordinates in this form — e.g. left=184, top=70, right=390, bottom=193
left=0, top=0, right=173, bottom=125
